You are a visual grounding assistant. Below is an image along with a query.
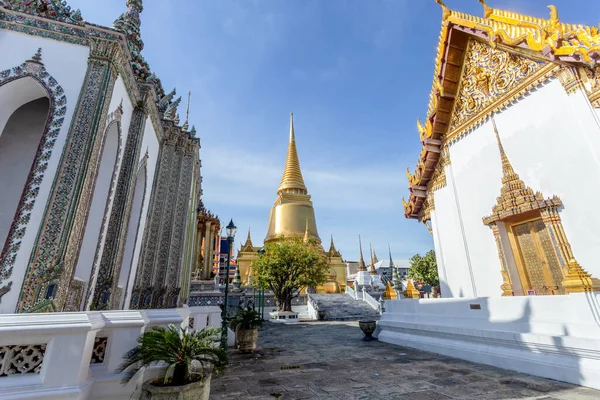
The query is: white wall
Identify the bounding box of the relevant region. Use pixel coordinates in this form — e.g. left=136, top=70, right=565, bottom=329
left=0, top=31, right=89, bottom=313
left=431, top=164, right=477, bottom=298
left=440, top=79, right=600, bottom=297
left=122, top=118, right=160, bottom=309
left=378, top=293, right=600, bottom=389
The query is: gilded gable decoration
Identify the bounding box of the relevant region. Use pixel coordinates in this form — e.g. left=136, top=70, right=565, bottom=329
left=450, top=40, right=544, bottom=132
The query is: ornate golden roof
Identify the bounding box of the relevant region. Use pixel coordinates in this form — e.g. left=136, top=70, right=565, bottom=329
left=328, top=235, right=342, bottom=258
left=278, top=113, right=307, bottom=195
left=240, top=228, right=255, bottom=253
left=404, top=1, right=600, bottom=220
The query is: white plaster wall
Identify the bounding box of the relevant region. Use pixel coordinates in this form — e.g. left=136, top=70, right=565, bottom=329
left=431, top=167, right=476, bottom=298
left=0, top=31, right=89, bottom=313
left=123, top=117, right=160, bottom=309
left=81, top=76, right=134, bottom=309
left=448, top=79, right=600, bottom=297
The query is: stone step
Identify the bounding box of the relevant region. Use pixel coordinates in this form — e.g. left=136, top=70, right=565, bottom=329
left=310, top=294, right=380, bottom=321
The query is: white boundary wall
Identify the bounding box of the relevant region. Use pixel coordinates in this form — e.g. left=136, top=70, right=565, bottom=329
left=0, top=306, right=222, bottom=400
left=377, top=294, right=600, bottom=390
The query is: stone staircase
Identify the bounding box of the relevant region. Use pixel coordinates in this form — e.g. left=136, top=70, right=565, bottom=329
left=310, top=294, right=380, bottom=321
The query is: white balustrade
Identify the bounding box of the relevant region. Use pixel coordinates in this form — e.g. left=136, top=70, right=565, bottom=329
left=345, top=285, right=355, bottom=300
left=0, top=306, right=222, bottom=400
left=362, top=289, right=380, bottom=313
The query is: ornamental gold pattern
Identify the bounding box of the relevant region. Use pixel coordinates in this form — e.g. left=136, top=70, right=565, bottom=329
left=449, top=40, right=543, bottom=132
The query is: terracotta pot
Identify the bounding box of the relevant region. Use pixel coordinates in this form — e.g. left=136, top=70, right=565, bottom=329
left=358, top=320, right=377, bottom=341
left=236, top=328, right=258, bottom=353
left=142, top=374, right=211, bottom=400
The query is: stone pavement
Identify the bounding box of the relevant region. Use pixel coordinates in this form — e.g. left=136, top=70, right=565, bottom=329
left=210, top=321, right=600, bottom=400
left=309, top=294, right=380, bottom=321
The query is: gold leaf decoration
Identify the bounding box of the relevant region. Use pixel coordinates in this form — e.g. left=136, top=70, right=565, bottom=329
left=450, top=40, right=544, bottom=132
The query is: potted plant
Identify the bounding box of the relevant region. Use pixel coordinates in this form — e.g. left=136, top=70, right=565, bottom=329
left=229, top=308, right=262, bottom=353
left=317, top=309, right=326, bottom=321
left=117, top=325, right=227, bottom=400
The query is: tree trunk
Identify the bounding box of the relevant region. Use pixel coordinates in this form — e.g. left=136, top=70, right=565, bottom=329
left=172, top=362, right=189, bottom=386
left=276, top=292, right=293, bottom=312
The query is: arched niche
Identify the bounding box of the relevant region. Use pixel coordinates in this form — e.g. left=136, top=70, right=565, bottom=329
left=73, top=109, right=122, bottom=311
left=0, top=51, right=67, bottom=305
left=119, top=159, right=147, bottom=309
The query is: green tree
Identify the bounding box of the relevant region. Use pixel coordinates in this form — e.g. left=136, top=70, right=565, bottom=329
left=408, top=250, right=439, bottom=286
left=252, top=237, right=329, bottom=312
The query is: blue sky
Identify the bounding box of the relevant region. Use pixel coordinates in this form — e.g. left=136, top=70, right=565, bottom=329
left=68, top=0, right=600, bottom=261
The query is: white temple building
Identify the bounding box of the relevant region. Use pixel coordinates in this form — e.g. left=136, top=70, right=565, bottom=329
left=0, top=0, right=201, bottom=313
left=379, top=1, right=600, bottom=390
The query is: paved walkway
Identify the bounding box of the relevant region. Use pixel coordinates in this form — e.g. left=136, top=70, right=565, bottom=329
left=210, top=321, right=600, bottom=400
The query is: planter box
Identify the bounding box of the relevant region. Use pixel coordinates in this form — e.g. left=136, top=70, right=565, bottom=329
left=141, top=374, right=211, bottom=400
left=268, top=311, right=299, bottom=323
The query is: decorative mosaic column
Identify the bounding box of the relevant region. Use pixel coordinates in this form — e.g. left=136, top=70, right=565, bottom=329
left=90, top=101, right=147, bottom=310
left=131, top=133, right=175, bottom=309
left=17, top=39, right=121, bottom=313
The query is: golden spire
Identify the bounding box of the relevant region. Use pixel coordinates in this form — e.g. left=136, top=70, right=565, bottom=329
left=328, top=235, right=341, bottom=257
left=369, top=243, right=377, bottom=275
left=483, top=116, right=544, bottom=226
left=358, top=235, right=367, bottom=272
left=491, top=116, right=517, bottom=181
left=240, top=227, right=253, bottom=252
left=278, top=113, right=307, bottom=194
left=182, top=90, right=191, bottom=131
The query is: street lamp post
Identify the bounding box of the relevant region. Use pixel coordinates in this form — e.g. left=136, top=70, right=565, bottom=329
left=221, top=219, right=237, bottom=352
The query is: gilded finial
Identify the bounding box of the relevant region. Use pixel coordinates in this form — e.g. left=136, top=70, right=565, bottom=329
left=548, top=5, right=559, bottom=23
left=478, top=0, right=493, bottom=19
left=435, top=0, right=451, bottom=20
left=183, top=90, right=191, bottom=131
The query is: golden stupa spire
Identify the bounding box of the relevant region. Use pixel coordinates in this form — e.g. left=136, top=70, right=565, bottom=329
left=328, top=234, right=340, bottom=257
left=358, top=235, right=367, bottom=272
left=491, top=116, right=517, bottom=181
left=278, top=113, right=307, bottom=194
left=369, top=243, right=377, bottom=275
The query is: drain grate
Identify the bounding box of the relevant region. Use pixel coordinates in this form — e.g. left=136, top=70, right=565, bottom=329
left=280, top=365, right=303, bottom=370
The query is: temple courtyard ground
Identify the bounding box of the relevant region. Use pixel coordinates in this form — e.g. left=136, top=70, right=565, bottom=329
left=210, top=321, right=600, bottom=400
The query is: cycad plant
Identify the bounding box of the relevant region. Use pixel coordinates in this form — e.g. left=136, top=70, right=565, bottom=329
left=229, top=308, right=263, bottom=331
left=117, top=325, right=227, bottom=386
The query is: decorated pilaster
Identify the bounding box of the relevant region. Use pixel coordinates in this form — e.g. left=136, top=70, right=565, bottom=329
left=17, top=38, right=121, bottom=313
left=90, top=101, right=148, bottom=310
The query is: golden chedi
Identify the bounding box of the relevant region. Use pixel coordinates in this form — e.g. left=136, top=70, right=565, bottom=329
left=237, top=113, right=347, bottom=292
